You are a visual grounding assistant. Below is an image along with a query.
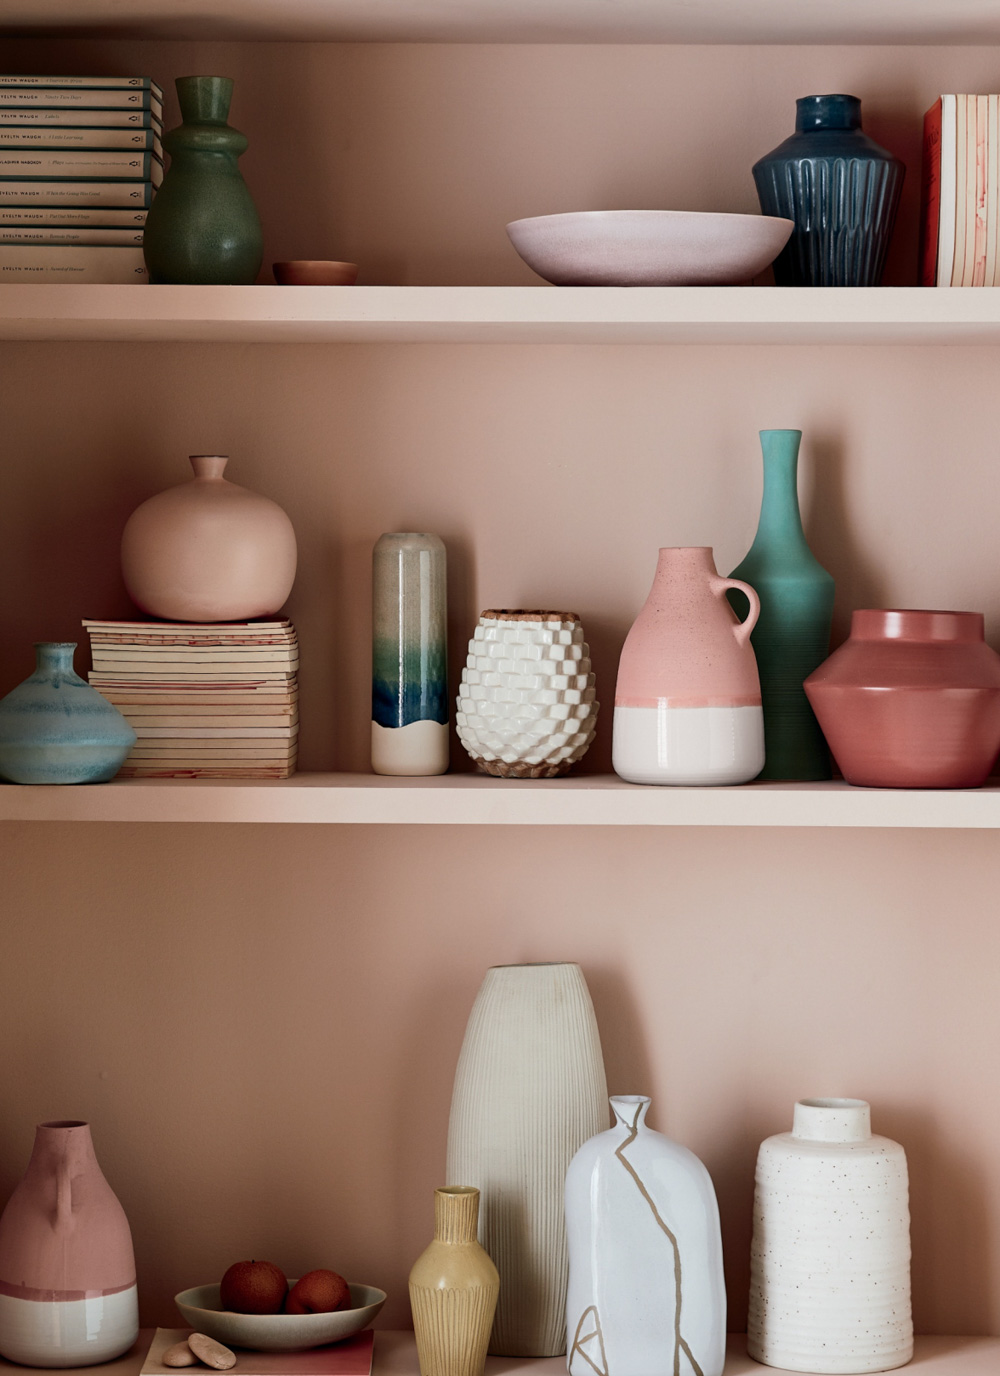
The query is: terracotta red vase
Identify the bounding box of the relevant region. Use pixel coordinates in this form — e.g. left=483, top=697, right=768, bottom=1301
left=804, top=609, right=1000, bottom=788
left=0, top=1121, right=138, bottom=1367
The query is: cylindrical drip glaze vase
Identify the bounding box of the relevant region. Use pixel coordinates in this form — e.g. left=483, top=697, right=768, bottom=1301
left=409, top=1187, right=499, bottom=1376
left=753, top=95, right=905, bottom=286
left=729, top=430, right=835, bottom=780
left=371, top=533, right=449, bottom=775
left=565, top=1096, right=726, bottom=1376
left=748, top=1099, right=912, bottom=1374
left=613, top=546, right=765, bottom=785
left=0, top=1121, right=139, bottom=1367
left=143, top=75, right=263, bottom=284
left=446, top=963, right=608, bottom=1356
left=0, top=644, right=136, bottom=785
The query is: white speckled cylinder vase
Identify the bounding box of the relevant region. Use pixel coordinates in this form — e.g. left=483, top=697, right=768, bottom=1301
left=456, top=611, right=598, bottom=778
left=748, top=1098, right=913, bottom=1374
left=446, top=963, right=608, bottom=1356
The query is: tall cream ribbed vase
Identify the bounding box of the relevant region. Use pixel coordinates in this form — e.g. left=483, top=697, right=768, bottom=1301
left=446, top=963, right=608, bottom=1356
left=409, top=1187, right=499, bottom=1376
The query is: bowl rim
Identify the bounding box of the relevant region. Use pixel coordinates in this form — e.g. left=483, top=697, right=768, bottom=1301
left=174, top=1279, right=387, bottom=1319
left=272, top=260, right=359, bottom=271
left=506, top=209, right=794, bottom=232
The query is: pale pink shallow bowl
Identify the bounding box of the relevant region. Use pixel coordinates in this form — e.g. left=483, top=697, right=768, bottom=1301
left=175, top=1281, right=386, bottom=1350
left=273, top=261, right=359, bottom=286
left=506, top=210, right=794, bottom=285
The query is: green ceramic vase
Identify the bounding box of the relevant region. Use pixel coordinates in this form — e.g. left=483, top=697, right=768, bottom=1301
left=729, top=430, right=835, bottom=780
left=143, top=75, right=262, bottom=284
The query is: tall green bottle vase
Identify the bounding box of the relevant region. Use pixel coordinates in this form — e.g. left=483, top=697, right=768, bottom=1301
left=729, top=430, right=835, bottom=780
left=143, top=75, right=263, bottom=284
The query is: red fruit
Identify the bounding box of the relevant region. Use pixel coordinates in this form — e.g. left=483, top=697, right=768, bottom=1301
left=220, top=1259, right=288, bottom=1315
left=285, top=1269, right=351, bottom=1315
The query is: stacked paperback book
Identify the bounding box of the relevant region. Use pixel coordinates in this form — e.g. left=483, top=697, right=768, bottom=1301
left=83, top=619, right=299, bottom=779
left=921, top=93, right=1000, bottom=285
left=0, top=74, right=162, bottom=282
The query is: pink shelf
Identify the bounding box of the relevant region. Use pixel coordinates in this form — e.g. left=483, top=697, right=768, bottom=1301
left=3, top=774, right=1000, bottom=827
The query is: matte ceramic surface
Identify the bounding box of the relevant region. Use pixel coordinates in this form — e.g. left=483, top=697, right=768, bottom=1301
left=0, top=1121, right=138, bottom=1367
left=506, top=210, right=793, bottom=286
left=372, top=532, right=449, bottom=775
left=753, top=94, right=905, bottom=287
left=143, top=75, right=263, bottom=285
left=748, top=1098, right=912, bottom=1374
left=0, top=644, right=136, bottom=785
left=456, top=611, right=598, bottom=778
left=613, top=547, right=764, bottom=785
left=729, top=429, right=835, bottom=780
left=446, top=963, right=608, bottom=1356
left=120, top=454, right=297, bottom=623
left=409, top=1188, right=499, bottom=1376
left=612, top=703, right=765, bottom=785
left=804, top=609, right=1000, bottom=788
left=273, top=261, right=359, bottom=285
left=174, top=1282, right=386, bottom=1350
left=566, top=1096, right=726, bottom=1376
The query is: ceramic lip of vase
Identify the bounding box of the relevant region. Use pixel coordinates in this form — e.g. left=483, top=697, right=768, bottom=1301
left=479, top=609, right=581, bottom=623
left=850, top=608, right=985, bottom=643
left=175, top=75, right=234, bottom=124
left=795, top=93, right=863, bottom=132
left=792, top=1097, right=871, bottom=1143
left=609, top=1094, right=652, bottom=1129
left=188, top=454, right=229, bottom=480
left=33, top=642, right=78, bottom=671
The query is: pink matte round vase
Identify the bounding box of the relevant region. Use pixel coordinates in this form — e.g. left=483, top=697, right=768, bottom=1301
left=612, top=546, right=765, bottom=785
left=121, top=455, right=297, bottom=622
left=804, top=609, right=1000, bottom=788
left=0, top=1121, right=138, bottom=1367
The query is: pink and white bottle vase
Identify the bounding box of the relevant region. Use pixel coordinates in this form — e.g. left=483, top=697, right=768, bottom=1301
left=613, top=546, right=765, bottom=785
left=0, top=1121, right=139, bottom=1367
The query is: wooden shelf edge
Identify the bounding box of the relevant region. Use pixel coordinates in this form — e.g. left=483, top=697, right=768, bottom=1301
left=2, top=1332, right=998, bottom=1376
left=4, top=286, right=1000, bottom=345
left=3, top=774, right=1000, bottom=827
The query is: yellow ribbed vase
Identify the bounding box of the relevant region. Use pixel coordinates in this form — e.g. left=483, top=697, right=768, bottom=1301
left=409, top=1187, right=499, bottom=1376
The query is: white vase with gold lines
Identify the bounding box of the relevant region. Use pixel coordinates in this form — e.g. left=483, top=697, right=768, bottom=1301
left=565, top=1095, right=726, bottom=1376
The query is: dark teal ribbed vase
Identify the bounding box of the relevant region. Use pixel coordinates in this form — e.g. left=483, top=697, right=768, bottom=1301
left=752, top=94, right=905, bottom=286
left=143, top=75, right=263, bottom=284
left=728, top=431, right=835, bottom=781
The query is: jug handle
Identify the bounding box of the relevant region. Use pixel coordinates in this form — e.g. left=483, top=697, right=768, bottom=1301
left=711, top=576, right=760, bottom=647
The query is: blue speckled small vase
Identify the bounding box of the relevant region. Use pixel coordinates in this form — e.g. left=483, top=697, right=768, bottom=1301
left=753, top=94, right=905, bottom=286
left=0, top=643, right=137, bottom=785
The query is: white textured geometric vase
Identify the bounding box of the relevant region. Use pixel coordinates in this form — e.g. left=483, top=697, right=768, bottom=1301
left=455, top=611, right=598, bottom=778
left=446, top=963, right=608, bottom=1356
left=565, top=1095, right=726, bottom=1376
left=748, top=1098, right=913, bottom=1374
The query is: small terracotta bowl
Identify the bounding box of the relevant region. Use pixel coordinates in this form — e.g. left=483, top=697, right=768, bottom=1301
left=272, top=260, right=359, bottom=286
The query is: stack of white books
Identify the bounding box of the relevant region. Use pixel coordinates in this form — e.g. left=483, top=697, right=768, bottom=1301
left=0, top=75, right=162, bottom=282
left=83, top=619, right=299, bottom=779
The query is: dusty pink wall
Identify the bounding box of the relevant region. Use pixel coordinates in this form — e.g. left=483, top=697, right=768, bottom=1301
left=2, top=34, right=1000, bottom=1342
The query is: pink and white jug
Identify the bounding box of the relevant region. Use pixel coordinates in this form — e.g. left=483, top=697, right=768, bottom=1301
left=613, top=547, right=765, bottom=785
left=0, top=1121, right=138, bottom=1367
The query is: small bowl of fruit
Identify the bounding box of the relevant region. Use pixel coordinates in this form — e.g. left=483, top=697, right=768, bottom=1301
left=175, top=1261, right=386, bottom=1351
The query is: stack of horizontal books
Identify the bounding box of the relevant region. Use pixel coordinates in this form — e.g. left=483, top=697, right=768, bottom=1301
left=921, top=93, right=1000, bottom=285
left=0, top=74, right=162, bottom=282
left=82, top=619, right=299, bottom=779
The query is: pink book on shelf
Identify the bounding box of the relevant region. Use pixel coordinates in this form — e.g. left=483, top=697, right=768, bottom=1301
left=140, top=1329, right=374, bottom=1376
left=988, top=95, right=1000, bottom=285
left=972, top=94, right=989, bottom=285
left=951, top=94, right=969, bottom=284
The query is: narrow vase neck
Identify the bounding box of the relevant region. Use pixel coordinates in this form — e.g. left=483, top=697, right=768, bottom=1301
left=796, top=94, right=862, bottom=132
left=611, top=1094, right=651, bottom=1132
left=753, top=431, right=808, bottom=546
left=27, top=1121, right=99, bottom=1177
left=190, top=454, right=229, bottom=481
left=34, top=642, right=77, bottom=676
left=434, top=1187, right=480, bottom=1243
left=176, top=75, right=233, bottom=125
left=792, top=1098, right=871, bottom=1142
